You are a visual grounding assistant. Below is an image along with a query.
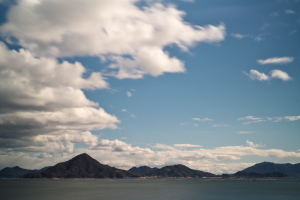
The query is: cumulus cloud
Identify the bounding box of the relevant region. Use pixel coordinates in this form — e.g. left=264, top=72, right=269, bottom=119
left=0, top=42, right=119, bottom=152
left=0, top=0, right=226, bottom=154
left=257, top=57, right=294, bottom=65
left=0, top=0, right=226, bottom=79
left=270, top=69, right=292, bottom=81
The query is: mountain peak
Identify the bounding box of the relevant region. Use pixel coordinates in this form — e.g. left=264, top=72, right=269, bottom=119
left=242, top=162, right=300, bottom=177
left=22, top=153, right=139, bottom=178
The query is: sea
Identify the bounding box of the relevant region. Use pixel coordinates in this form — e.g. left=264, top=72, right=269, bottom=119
left=1, top=178, right=300, bottom=200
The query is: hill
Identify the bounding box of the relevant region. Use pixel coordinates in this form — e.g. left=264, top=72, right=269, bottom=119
left=22, top=153, right=139, bottom=178
left=144, top=164, right=215, bottom=178
left=128, top=166, right=158, bottom=175
left=0, top=166, right=40, bottom=178
left=233, top=171, right=288, bottom=178
left=242, top=162, right=300, bottom=177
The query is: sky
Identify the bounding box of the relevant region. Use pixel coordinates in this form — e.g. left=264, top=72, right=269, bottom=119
left=0, top=0, right=299, bottom=174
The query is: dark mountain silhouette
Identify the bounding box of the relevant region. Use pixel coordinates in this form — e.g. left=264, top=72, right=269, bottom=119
left=144, top=164, right=215, bottom=178
left=128, top=166, right=158, bottom=175
left=22, top=153, right=139, bottom=178
left=233, top=171, right=288, bottom=178
left=0, top=166, right=40, bottom=178
left=242, top=162, right=300, bottom=177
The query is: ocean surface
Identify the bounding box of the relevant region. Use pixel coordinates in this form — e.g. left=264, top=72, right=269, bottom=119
left=1, top=178, right=300, bottom=200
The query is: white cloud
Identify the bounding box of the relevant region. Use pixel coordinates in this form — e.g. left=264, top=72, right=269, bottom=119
left=245, top=69, right=270, bottom=81
left=239, top=115, right=300, bottom=125
left=231, top=33, right=245, bottom=39
left=173, top=144, right=202, bottom=148
left=126, top=89, right=136, bottom=97
left=121, top=108, right=136, bottom=118
left=254, top=34, right=264, bottom=41
left=246, top=140, right=265, bottom=148
left=0, top=0, right=226, bottom=79
left=192, top=117, right=213, bottom=122
left=153, top=143, right=177, bottom=151
left=231, top=33, right=251, bottom=39
left=284, top=116, right=300, bottom=121
left=126, top=91, right=132, bottom=97
left=0, top=42, right=119, bottom=152
left=257, top=57, right=294, bottom=65
left=238, top=116, right=265, bottom=125
left=245, top=69, right=292, bottom=82
left=270, top=69, right=292, bottom=81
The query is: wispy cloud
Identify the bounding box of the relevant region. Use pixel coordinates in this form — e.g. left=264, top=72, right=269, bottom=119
left=173, top=144, right=202, bottom=148
left=285, top=9, right=296, bottom=14
left=238, top=116, right=265, bottom=125
left=246, top=140, right=265, bottom=148
left=231, top=33, right=249, bottom=39
left=126, top=89, right=136, bottom=97
left=153, top=143, right=177, bottom=151
left=245, top=69, right=270, bottom=81
left=192, top=117, right=213, bottom=122
left=121, top=108, right=136, bottom=118
left=239, top=115, right=300, bottom=125
left=244, top=69, right=292, bottom=81
left=257, top=57, right=294, bottom=65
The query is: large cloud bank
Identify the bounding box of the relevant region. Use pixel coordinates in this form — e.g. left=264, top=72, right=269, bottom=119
left=0, top=0, right=299, bottom=174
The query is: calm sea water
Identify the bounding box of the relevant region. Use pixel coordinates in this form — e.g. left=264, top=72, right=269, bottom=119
left=1, top=179, right=300, bottom=200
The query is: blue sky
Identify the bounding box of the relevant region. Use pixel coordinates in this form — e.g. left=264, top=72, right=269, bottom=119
left=0, top=0, right=299, bottom=174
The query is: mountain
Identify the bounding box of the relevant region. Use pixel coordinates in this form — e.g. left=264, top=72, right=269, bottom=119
left=128, top=166, right=158, bottom=175
left=22, top=153, right=139, bottom=178
left=233, top=171, right=288, bottom=178
left=144, top=164, right=215, bottom=178
left=242, top=162, right=300, bottom=177
left=0, top=166, right=40, bottom=178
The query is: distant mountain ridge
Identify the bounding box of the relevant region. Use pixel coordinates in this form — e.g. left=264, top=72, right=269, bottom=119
left=130, top=164, right=215, bottom=178
left=0, top=166, right=40, bottom=178
left=242, top=162, right=300, bottom=177
left=22, top=153, right=139, bottom=178
left=129, top=166, right=158, bottom=175
left=233, top=171, right=288, bottom=178
left=1, top=154, right=299, bottom=178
